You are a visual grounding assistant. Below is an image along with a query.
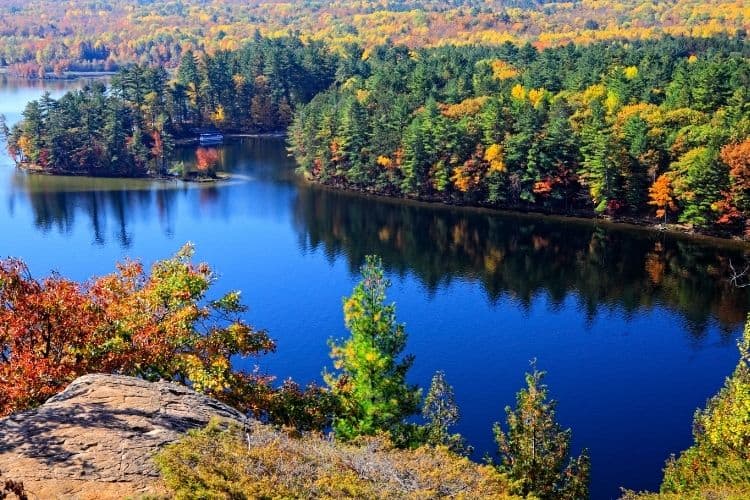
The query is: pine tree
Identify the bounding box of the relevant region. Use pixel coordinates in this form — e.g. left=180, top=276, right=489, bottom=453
left=324, top=256, right=421, bottom=444
left=338, top=96, right=369, bottom=185
left=580, top=99, right=621, bottom=213
left=672, top=147, right=725, bottom=227
left=422, top=370, right=470, bottom=454
left=622, top=115, right=652, bottom=213
left=493, top=365, right=590, bottom=499
left=401, top=115, right=429, bottom=195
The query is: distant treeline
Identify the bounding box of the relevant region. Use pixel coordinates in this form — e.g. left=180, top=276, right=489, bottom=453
left=2, top=35, right=336, bottom=176
left=289, top=35, right=750, bottom=236
left=0, top=0, right=747, bottom=74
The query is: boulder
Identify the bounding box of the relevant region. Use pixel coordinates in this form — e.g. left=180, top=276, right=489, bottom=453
left=0, top=374, right=246, bottom=499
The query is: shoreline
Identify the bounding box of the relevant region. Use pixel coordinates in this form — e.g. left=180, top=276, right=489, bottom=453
left=301, top=177, right=750, bottom=250
left=174, top=131, right=286, bottom=146
left=0, top=68, right=117, bottom=80
left=18, top=163, right=231, bottom=184
left=14, top=146, right=750, bottom=248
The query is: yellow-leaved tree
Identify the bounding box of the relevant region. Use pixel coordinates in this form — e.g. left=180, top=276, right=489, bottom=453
left=659, top=320, right=750, bottom=495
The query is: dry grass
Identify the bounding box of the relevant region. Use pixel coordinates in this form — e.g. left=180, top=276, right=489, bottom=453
left=155, top=419, right=517, bottom=499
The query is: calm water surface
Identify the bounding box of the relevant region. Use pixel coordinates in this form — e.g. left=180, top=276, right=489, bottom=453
left=2, top=77, right=749, bottom=499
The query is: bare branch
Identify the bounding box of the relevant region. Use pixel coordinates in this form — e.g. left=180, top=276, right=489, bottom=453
left=728, top=259, right=750, bottom=288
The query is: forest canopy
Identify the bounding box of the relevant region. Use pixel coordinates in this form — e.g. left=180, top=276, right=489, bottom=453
left=0, top=0, right=747, bottom=77
left=6, top=33, right=750, bottom=237
left=288, top=35, right=750, bottom=236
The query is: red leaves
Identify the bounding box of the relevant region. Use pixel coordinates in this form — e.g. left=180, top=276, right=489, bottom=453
left=0, top=260, right=100, bottom=415
left=195, top=147, right=220, bottom=177
left=0, top=247, right=276, bottom=417
left=151, top=130, right=164, bottom=158
left=195, top=147, right=220, bottom=171
left=713, top=192, right=742, bottom=226
left=533, top=178, right=553, bottom=196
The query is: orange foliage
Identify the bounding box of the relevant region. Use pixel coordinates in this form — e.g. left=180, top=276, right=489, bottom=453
left=451, top=147, right=487, bottom=193
left=376, top=155, right=394, bottom=169
left=720, top=138, right=750, bottom=211
left=648, top=174, right=677, bottom=222
left=0, top=245, right=275, bottom=417
left=151, top=130, right=164, bottom=158
left=442, top=97, right=489, bottom=119
left=645, top=246, right=666, bottom=285
left=533, top=179, right=553, bottom=197
left=195, top=147, right=220, bottom=173
left=1, top=0, right=745, bottom=72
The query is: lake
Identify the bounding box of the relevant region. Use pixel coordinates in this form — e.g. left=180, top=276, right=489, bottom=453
left=1, top=77, right=749, bottom=499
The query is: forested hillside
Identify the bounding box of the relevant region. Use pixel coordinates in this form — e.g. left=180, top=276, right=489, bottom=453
left=289, top=35, right=750, bottom=236
left=0, top=0, right=747, bottom=77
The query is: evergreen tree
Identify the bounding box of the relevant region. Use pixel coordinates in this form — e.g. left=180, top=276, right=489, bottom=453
left=338, top=96, right=369, bottom=185
left=580, top=99, right=621, bottom=213
left=493, top=365, right=590, bottom=499
left=672, top=147, right=726, bottom=227
left=622, top=115, right=652, bottom=213
left=401, top=114, right=429, bottom=195
left=324, top=256, right=421, bottom=444
left=422, top=370, right=469, bottom=455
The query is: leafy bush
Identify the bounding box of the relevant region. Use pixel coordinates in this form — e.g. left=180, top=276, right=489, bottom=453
left=0, top=244, right=330, bottom=429
left=659, top=321, right=750, bottom=495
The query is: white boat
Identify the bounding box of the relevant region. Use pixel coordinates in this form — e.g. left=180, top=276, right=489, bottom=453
left=199, top=132, right=224, bottom=145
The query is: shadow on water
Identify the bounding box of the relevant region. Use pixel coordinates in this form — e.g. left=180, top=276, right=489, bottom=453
left=292, top=184, right=750, bottom=338
left=7, top=138, right=750, bottom=338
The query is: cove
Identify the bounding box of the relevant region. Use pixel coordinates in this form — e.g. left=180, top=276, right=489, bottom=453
left=0, top=77, right=748, bottom=499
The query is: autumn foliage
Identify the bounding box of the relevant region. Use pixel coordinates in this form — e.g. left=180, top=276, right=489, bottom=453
left=721, top=139, right=750, bottom=213
left=0, top=0, right=746, bottom=76
left=0, top=244, right=333, bottom=425
left=648, top=174, right=677, bottom=222
left=195, top=147, right=221, bottom=177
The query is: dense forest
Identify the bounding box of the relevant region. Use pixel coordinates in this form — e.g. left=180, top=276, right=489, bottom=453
left=0, top=0, right=747, bottom=77
left=2, top=35, right=336, bottom=176
left=289, top=35, right=750, bottom=236
left=5, top=34, right=750, bottom=235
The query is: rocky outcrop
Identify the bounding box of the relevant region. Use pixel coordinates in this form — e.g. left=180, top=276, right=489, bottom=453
left=0, top=374, right=247, bottom=499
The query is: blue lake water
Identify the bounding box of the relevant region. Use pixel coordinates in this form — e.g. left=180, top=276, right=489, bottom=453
left=1, top=77, right=748, bottom=499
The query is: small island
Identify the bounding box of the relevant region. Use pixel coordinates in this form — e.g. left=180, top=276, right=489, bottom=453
left=0, top=38, right=327, bottom=181
left=0, top=77, right=226, bottom=182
